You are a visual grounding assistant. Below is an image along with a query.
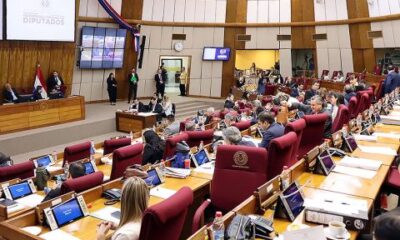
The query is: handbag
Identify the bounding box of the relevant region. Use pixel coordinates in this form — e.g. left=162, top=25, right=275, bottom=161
left=225, top=214, right=254, bottom=240
left=124, top=164, right=148, bottom=179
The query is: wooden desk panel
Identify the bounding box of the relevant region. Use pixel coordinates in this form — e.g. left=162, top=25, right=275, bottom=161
left=116, top=112, right=157, bottom=133
left=0, top=96, right=85, bottom=134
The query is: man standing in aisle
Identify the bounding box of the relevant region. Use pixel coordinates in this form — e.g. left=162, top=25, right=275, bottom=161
left=127, top=68, right=139, bottom=103
left=155, top=68, right=166, bottom=98
left=179, top=67, right=188, bottom=96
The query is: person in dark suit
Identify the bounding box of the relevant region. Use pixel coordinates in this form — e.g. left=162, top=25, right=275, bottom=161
left=344, top=84, right=356, bottom=104
left=148, top=97, right=163, bottom=121
left=47, top=71, right=64, bottom=97
left=31, top=86, right=44, bottom=101
left=258, top=112, right=284, bottom=149
left=107, top=73, right=117, bottom=105
left=383, top=66, right=399, bottom=96
left=224, top=93, right=235, bottom=109
left=129, top=99, right=145, bottom=112
left=3, top=83, right=20, bottom=103
left=304, top=81, right=320, bottom=102
left=127, top=68, right=139, bottom=103
left=155, top=68, right=166, bottom=98
left=285, top=95, right=332, bottom=138
left=142, top=129, right=165, bottom=165
left=290, top=83, right=304, bottom=98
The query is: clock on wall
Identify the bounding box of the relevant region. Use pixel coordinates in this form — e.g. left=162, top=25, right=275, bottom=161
left=174, top=42, right=184, bottom=52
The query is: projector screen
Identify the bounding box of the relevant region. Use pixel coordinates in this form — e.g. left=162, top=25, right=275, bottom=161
left=6, top=0, right=75, bottom=42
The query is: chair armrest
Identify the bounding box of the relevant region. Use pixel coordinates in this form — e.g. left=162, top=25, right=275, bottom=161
left=192, top=199, right=211, bottom=234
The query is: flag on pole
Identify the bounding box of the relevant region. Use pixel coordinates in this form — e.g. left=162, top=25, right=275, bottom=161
left=34, top=64, right=48, bottom=99
left=134, top=32, right=141, bottom=53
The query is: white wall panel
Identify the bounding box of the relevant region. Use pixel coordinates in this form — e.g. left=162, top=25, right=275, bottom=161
left=336, top=0, right=348, bottom=20
left=268, top=0, right=280, bottom=23
left=200, top=78, right=212, bottom=96
left=382, top=21, right=395, bottom=47
left=337, top=25, right=351, bottom=49
left=97, top=1, right=109, bottom=18
left=192, top=28, right=205, bottom=49
left=142, top=0, right=154, bottom=20
left=389, top=0, right=400, bottom=14
left=317, top=48, right=329, bottom=77
left=203, top=28, right=215, bottom=46
left=328, top=49, right=342, bottom=72
left=368, top=0, right=379, bottom=17
left=215, top=0, right=226, bottom=23
left=152, top=0, right=165, bottom=21
left=325, top=0, right=337, bottom=21
left=279, top=27, right=291, bottom=49
left=202, top=62, right=212, bottom=79
left=160, top=27, right=172, bottom=49
left=279, top=49, right=292, bottom=78
left=87, top=0, right=99, bottom=17
left=163, top=0, right=175, bottom=22
left=392, top=20, right=400, bottom=47
left=371, top=22, right=385, bottom=48
left=378, top=0, right=391, bottom=16
left=257, top=1, right=269, bottom=23
left=194, top=0, right=206, bottom=22
left=314, top=0, right=326, bottom=21
left=204, top=0, right=217, bottom=23
left=256, top=28, right=268, bottom=48
left=212, top=62, right=223, bottom=78
left=315, top=26, right=328, bottom=49
left=174, top=0, right=185, bottom=22
left=247, top=1, right=258, bottom=23
left=265, top=28, right=279, bottom=49
left=80, top=82, right=92, bottom=101
left=149, top=26, right=162, bottom=49
left=190, top=50, right=203, bottom=78
left=280, top=0, right=291, bottom=22
left=79, top=0, right=88, bottom=17
left=340, top=49, right=354, bottom=75
left=147, top=49, right=161, bottom=76
left=183, top=27, right=194, bottom=49
left=189, top=78, right=201, bottom=95
left=81, top=70, right=93, bottom=83
left=92, top=70, right=104, bottom=83
left=326, top=26, right=339, bottom=49
left=91, top=82, right=104, bottom=101
left=110, top=0, right=122, bottom=15
left=211, top=78, right=222, bottom=97
left=213, top=28, right=224, bottom=46
left=72, top=84, right=81, bottom=96
left=245, top=28, right=257, bottom=49
left=184, top=0, right=196, bottom=22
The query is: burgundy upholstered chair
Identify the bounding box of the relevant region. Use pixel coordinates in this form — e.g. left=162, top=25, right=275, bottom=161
left=0, top=161, right=35, bottom=182
left=139, top=187, right=193, bottom=240
left=354, top=93, right=369, bottom=116
left=265, top=84, right=277, bottom=95
left=267, top=132, right=297, bottom=180
left=261, top=96, right=273, bottom=106
left=60, top=171, right=104, bottom=194
left=163, top=133, right=189, bottom=159
left=103, top=138, right=131, bottom=155
left=231, top=120, right=252, bottom=132
left=348, top=96, right=358, bottom=119
left=284, top=118, right=306, bottom=161
left=63, top=141, right=91, bottom=166
left=110, top=143, right=143, bottom=180
left=297, top=114, right=329, bottom=159
left=375, top=80, right=385, bottom=101
left=331, top=105, right=350, bottom=133
left=185, top=129, right=214, bottom=148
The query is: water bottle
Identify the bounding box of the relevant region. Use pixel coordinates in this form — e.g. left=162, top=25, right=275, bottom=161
left=281, top=166, right=291, bottom=190
left=52, top=150, right=57, bottom=162
left=212, top=211, right=225, bottom=240
left=64, top=162, right=69, bottom=179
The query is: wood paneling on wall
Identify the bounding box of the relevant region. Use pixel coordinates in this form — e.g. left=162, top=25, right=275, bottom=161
left=291, top=0, right=315, bottom=49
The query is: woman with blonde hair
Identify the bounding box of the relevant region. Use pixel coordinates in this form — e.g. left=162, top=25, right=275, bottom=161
left=97, top=177, right=149, bottom=240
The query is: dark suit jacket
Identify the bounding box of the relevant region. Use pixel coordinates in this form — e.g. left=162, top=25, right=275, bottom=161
left=148, top=102, right=163, bottom=114
left=291, top=88, right=300, bottom=98
left=32, top=89, right=43, bottom=101
left=130, top=102, right=146, bottom=112
left=3, top=88, right=20, bottom=102
left=47, top=76, right=64, bottom=92
left=304, top=89, right=317, bottom=102
left=384, top=72, right=398, bottom=95
left=259, top=122, right=285, bottom=149
left=128, top=73, right=139, bottom=85
left=344, top=92, right=356, bottom=103
left=155, top=74, right=166, bottom=86
left=107, top=77, right=117, bottom=90
left=224, top=100, right=234, bottom=109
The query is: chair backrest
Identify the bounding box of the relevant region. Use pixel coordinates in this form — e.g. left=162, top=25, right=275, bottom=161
left=231, top=120, right=251, bottom=131
left=321, top=69, right=329, bottom=79
left=0, top=161, right=35, bottom=182
left=185, top=129, right=214, bottom=148
left=60, top=171, right=104, bottom=195
left=284, top=118, right=306, bottom=161
left=375, top=80, right=385, bottom=100
left=163, top=133, right=189, bottom=159
left=267, top=132, right=298, bottom=180
left=355, top=92, right=370, bottom=114
left=331, top=104, right=350, bottom=133
left=139, top=187, right=193, bottom=240
left=103, top=138, right=131, bottom=155
left=297, top=114, right=328, bottom=159
left=110, top=143, right=143, bottom=180
left=265, top=84, right=277, bottom=95
left=211, top=145, right=268, bottom=212
left=63, top=141, right=91, bottom=166
left=348, top=96, right=358, bottom=119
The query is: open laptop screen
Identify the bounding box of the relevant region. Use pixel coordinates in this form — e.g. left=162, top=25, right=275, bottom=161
left=8, top=181, right=33, bottom=200
left=144, top=169, right=162, bottom=188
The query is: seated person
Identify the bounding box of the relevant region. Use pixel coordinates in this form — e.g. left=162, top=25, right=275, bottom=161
left=47, top=71, right=64, bottom=98
left=97, top=177, right=149, bottom=240
left=222, top=127, right=256, bottom=147
left=258, top=112, right=284, bottom=149
left=322, top=72, right=330, bottom=80
left=42, top=162, right=86, bottom=202
left=203, top=107, right=215, bottom=125
left=185, top=121, right=196, bottom=131
left=242, top=79, right=257, bottom=93
left=162, top=95, right=173, bottom=117
left=163, top=115, right=180, bottom=138
left=284, top=95, right=332, bottom=138
left=31, top=86, right=44, bottom=101
left=0, top=152, right=12, bottom=167
left=290, top=83, right=304, bottom=98
left=344, top=84, right=356, bottom=104
left=305, top=81, right=320, bottom=102
left=147, top=97, right=163, bottom=121
left=224, top=93, right=235, bottom=109
left=333, top=71, right=344, bottom=82
left=129, top=99, right=145, bottom=112
left=220, top=113, right=236, bottom=129
left=236, top=75, right=245, bottom=88
left=142, top=129, right=165, bottom=165
left=3, top=83, right=20, bottom=103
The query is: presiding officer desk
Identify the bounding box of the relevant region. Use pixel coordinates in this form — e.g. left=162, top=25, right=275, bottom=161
left=0, top=96, right=85, bottom=134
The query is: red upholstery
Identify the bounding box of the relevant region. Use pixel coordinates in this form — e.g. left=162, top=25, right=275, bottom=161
left=297, top=114, right=329, bottom=159
left=386, top=168, right=400, bottom=189
left=238, top=108, right=252, bottom=115
left=284, top=119, right=306, bottom=161
left=0, top=161, right=35, bottom=182
left=261, top=96, right=273, bottom=106
left=192, top=199, right=211, bottom=234
left=63, top=141, right=91, bottom=166
left=211, top=145, right=268, bottom=212
left=110, top=143, right=143, bottom=180
left=265, top=84, right=277, bottom=95
left=60, top=171, right=104, bottom=194
left=232, top=120, right=251, bottom=131
left=212, top=111, right=223, bottom=118
left=332, top=105, right=350, bottom=133
left=354, top=93, right=369, bottom=117
left=163, top=133, right=189, bottom=159
left=237, top=101, right=245, bottom=109
left=348, top=97, right=358, bottom=119
left=267, top=132, right=297, bottom=180
left=103, top=138, right=131, bottom=155
left=185, top=129, right=214, bottom=148
left=375, top=80, right=385, bottom=100
left=139, top=187, right=193, bottom=240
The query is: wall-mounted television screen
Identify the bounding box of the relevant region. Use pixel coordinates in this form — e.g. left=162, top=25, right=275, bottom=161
left=79, top=27, right=127, bottom=69
left=203, top=47, right=231, bottom=61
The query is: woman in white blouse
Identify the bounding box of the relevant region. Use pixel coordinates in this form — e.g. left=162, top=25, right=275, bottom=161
left=162, top=95, right=173, bottom=117
left=328, top=92, right=345, bottom=122
left=97, top=177, right=149, bottom=240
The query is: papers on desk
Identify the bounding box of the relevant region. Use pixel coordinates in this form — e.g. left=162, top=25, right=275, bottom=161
left=150, top=186, right=177, bottom=199
left=358, top=145, right=397, bottom=156
left=6, top=203, right=26, bottom=214
left=332, top=165, right=377, bottom=179
left=15, top=194, right=44, bottom=208
left=282, top=225, right=326, bottom=240
left=338, top=156, right=382, bottom=171
left=90, top=206, right=120, bottom=224
left=193, top=161, right=215, bottom=175
left=137, top=112, right=157, bottom=117
left=353, top=134, right=377, bottom=142
left=380, top=115, right=400, bottom=125
left=46, top=165, right=63, bottom=173
left=164, top=167, right=191, bottom=178
left=40, top=229, right=80, bottom=240
left=373, top=132, right=400, bottom=139
left=95, top=149, right=104, bottom=155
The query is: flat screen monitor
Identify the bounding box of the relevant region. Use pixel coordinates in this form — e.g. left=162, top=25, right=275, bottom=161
left=144, top=169, right=162, bottom=188
left=52, top=198, right=84, bottom=227
left=317, top=150, right=335, bottom=175
left=34, top=155, right=53, bottom=168
left=8, top=181, right=33, bottom=200
left=281, top=182, right=305, bottom=221
left=83, top=162, right=95, bottom=175
left=345, top=136, right=358, bottom=152
left=203, top=47, right=231, bottom=61
left=192, top=149, right=210, bottom=167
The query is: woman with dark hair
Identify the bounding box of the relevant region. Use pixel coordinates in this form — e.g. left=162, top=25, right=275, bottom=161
left=328, top=92, right=345, bottom=122
left=107, top=73, right=117, bottom=105
left=142, top=130, right=165, bottom=165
